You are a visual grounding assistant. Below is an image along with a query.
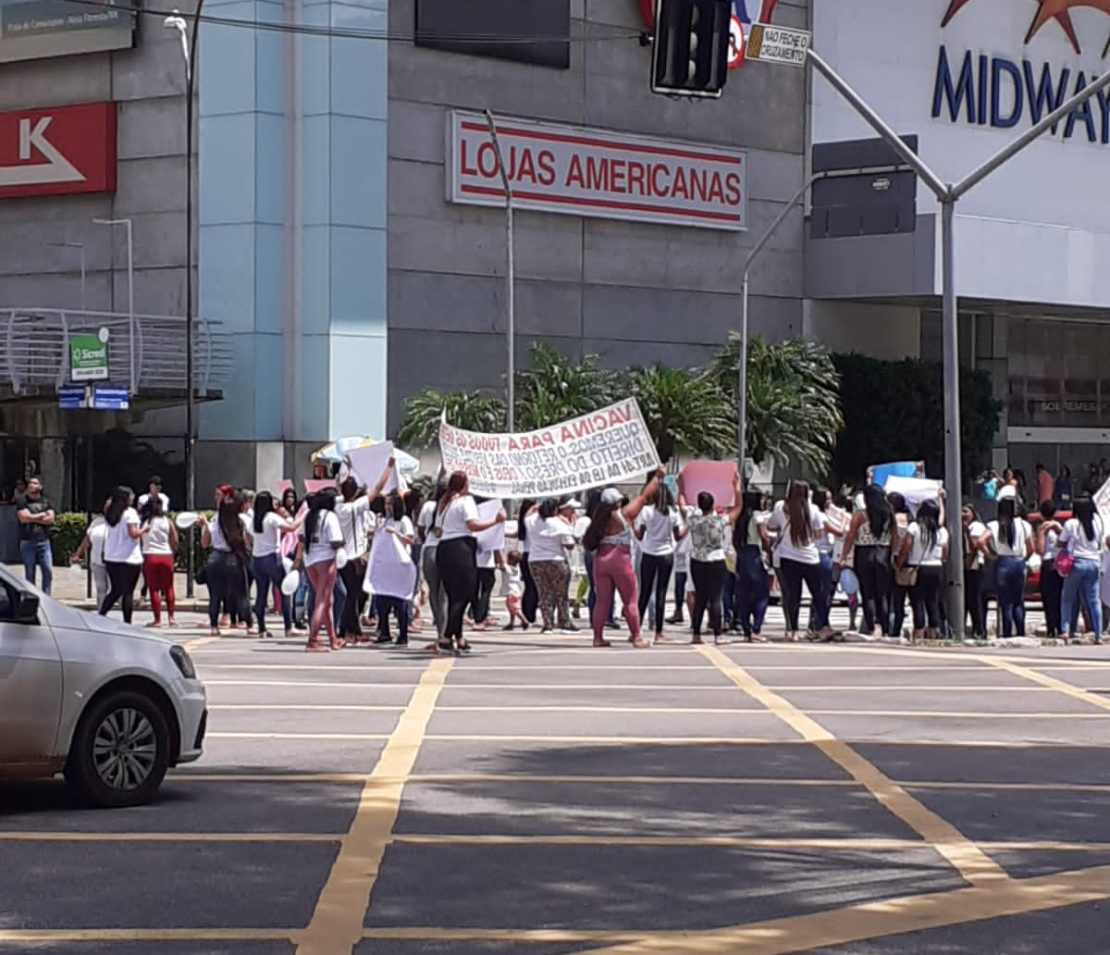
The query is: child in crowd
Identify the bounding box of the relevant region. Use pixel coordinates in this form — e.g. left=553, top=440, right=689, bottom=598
left=501, top=550, right=528, bottom=631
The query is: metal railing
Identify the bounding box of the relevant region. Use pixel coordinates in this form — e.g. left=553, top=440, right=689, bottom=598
left=0, top=308, right=232, bottom=396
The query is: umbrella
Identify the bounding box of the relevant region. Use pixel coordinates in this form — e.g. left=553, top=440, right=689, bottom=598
left=311, top=436, right=420, bottom=473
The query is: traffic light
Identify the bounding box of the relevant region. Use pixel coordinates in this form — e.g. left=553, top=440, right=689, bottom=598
left=650, top=0, right=731, bottom=98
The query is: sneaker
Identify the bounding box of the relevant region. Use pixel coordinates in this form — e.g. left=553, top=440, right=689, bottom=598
left=395, top=638, right=408, bottom=646
left=560, top=623, right=579, bottom=633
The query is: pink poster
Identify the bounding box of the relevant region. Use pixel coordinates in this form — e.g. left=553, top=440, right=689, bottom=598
left=679, top=460, right=738, bottom=509
left=303, top=478, right=334, bottom=495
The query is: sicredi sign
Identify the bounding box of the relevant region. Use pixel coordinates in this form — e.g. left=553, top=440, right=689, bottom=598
left=447, top=111, right=747, bottom=231
left=69, top=330, right=108, bottom=381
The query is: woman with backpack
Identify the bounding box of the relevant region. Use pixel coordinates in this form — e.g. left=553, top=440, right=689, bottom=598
left=1058, top=497, right=1107, bottom=643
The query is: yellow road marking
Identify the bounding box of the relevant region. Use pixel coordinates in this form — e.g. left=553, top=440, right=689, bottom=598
left=573, top=862, right=1110, bottom=955
left=183, top=635, right=221, bottom=651
left=296, top=656, right=452, bottom=955
left=699, top=645, right=1008, bottom=886
left=980, top=657, right=1110, bottom=712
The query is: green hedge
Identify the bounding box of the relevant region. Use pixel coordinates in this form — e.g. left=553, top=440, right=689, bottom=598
left=52, top=512, right=213, bottom=571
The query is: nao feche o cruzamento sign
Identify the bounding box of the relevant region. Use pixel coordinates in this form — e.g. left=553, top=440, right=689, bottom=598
left=439, top=398, right=662, bottom=500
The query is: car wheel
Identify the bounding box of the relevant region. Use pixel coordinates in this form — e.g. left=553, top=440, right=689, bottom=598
left=65, top=690, right=171, bottom=808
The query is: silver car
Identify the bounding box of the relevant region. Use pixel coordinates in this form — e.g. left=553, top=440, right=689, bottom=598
left=0, top=565, right=207, bottom=807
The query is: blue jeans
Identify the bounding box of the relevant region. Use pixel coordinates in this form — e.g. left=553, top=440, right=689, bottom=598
left=809, top=552, right=834, bottom=631
left=253, top=554, right=292, bottom=635
left=21, top=539, right=53, bottom=595
left=994, top=555, right=1027, bottom=637
left=735, top=546, right=769, bottom=637
left=1062, top=557, right=1101, bottom=639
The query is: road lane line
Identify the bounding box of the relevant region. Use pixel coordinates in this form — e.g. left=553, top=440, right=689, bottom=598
left=390, top=834, right=922, bottom=849
left=699, top=646, right=1008, bottom=887
left=979, top=657, right=1110, bottom=712
left=295, top=656, right=452, bottom=955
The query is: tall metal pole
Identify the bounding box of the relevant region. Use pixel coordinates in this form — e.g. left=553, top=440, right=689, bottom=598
left=483, top=109, right=515, bottom=434
left=125, top=218, right=135, bottom=394
left=78, top=244, right=86, bottom=316
left=939, top=199, right=965, bottom=635
left=738, top=273, right=749, bottom=478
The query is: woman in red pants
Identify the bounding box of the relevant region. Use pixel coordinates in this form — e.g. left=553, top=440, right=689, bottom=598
left=582, top=468, right=665, bottom=648
left=141, top=495, right=179, bottom=627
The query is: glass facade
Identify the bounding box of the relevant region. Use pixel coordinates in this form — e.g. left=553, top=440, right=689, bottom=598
left=1007, top=317, right=1110, bottom=428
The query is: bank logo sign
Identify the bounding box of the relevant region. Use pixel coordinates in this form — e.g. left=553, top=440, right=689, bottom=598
left=933, top=0, right=1110, bottom=143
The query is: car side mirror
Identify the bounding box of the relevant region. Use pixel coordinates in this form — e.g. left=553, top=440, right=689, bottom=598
left=15, top=592, right=39, bottom=625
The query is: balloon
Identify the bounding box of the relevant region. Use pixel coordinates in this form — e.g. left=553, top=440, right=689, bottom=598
left=838, top=568, right=860, bottom=597
left=175, top=511, right=199, bottom=529
left=336, top=547, right=348, bottom=570
left=281, top=570, right=300, bottom=596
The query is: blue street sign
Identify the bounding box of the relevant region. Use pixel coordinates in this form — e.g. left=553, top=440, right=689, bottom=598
left=91, top=386, right=129, bottom=411
left=58, top=385, right=88, bottom=410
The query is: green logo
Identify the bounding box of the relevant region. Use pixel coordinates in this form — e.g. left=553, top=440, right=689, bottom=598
left=70, top=331, right=109, bottom=382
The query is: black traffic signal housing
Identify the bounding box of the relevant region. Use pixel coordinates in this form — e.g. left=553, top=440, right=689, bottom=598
left=650, top=0, right=731, bottom=98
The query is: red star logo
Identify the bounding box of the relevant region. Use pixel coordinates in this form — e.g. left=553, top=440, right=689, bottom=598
left=941, top=0, right=1110, bottom=54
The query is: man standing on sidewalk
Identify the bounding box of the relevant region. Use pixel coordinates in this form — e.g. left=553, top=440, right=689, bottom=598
left=17, top=477, right=55, bottom=595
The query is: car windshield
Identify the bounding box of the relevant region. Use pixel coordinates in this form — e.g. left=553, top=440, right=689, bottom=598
left=0, top=563, right=45, bottom=598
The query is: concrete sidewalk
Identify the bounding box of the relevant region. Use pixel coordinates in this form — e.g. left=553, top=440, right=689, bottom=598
left=5, top=563, right=213, bottom=612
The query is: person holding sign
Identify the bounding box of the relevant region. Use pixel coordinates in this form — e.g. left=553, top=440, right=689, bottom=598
left=634, top=483, right=687, bottom=645
left=767, top=481, right=840, bottom=643
left=336, top=458, right=395, bottom=643
left=683, top=477, right=744, bottom=645
left=433, top=471, right=506, bottom=654
left=370, top=491, right=417, bottom=646
left=583, top=469, right=665, bottom=649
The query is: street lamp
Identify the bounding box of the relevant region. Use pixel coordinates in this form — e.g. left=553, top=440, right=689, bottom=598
left=92, top=217, right=134, bottom=394
left=47, top=241, right=86, bottom=315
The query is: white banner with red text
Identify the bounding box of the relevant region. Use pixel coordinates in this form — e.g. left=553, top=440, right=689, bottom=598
left=438, top=398, right=661, bottom=500
left=448, top=111, right=747, bottom=232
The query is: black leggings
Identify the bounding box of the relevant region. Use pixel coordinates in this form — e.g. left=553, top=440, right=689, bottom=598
left=1040, top=560, right=1063, bottom=637
left=377, top=595, right=409, bottom=643
left=207, top=551, right=250, bottom=629
left=910, top=565, right=943, bottom=630
left=779, top=557, right=826, bottom=633
left=437, top=537, right=477, bottom=644
left=638, top=552, right=675, bottom=635
left=521, top=554, right=539, bottom=624
left=338, top=557, right=368, bottom=637
left=690, top=558, right=726, bottom=637
left=964, top=568, right=986, bottom=637
left=99, top=561, right=142, bottom=623
left=853, top=545, right=891, bottom=635
left=469, top=567, right=496, bottom=623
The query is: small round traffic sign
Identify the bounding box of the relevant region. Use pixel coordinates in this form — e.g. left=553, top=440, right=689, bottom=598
left=728, top=15, right=745, bottom=69
left=97, top=326, right=110, bottom=343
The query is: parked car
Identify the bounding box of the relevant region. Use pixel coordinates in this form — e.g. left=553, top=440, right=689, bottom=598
left=0, top=565, right=206, bottom=807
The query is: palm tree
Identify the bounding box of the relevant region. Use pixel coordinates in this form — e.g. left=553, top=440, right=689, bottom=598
left=626, top=364, right=736, bottom=464
left=395, top=388, right=506, bottom=448
left=515, top=344, right=622, bottom=431
left=706, top=334, right=843, bottom=476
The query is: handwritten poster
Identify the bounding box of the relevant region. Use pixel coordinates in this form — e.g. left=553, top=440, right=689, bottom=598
left=679, top=460, right=737, bottom=509
left=475, top=500, right=506, bottom=553
left=439, top=398, right=660, bottom=500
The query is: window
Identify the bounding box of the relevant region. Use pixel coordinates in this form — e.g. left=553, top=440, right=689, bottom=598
left=415, top=0, right=571, bottom=69
left=1008, top=318, right=1110, bottom=428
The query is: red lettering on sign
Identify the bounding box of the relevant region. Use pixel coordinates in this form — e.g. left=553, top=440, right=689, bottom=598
left=609, top=158, right=627, bottom=194
left=672, top=166, right=689, bottom=200
left=725, top=172, right=742, bottom=205
left=565, top=153, right=585, bottom=189
left=585, top=156, right=608, bottom=191
left=477, top=142, right=499, bottom=178
left=537, top=149, right=556, bottom=186
left=708, top=171, right=726, bottom=203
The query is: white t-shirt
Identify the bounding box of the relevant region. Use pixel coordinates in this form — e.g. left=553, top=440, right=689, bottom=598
left=1059, top=515, right=1106, bottom=563
left=907, top=523, right=948, bottom=566
left=418, top=500, right=438, bottom=551
left=337, top=497, right=372, bottom=557
left=142, top=515, right=174, bottom=556
left=104, top=508, right=142, bottom=565
left=521, top=510, right=540, bottom=554
left=86, top=516, right=108, bottom=566
left=210, top=512, right=251, bottom=553
left=438, top=495, right=479, bottom=541
left=675, top=506, right=696, bottom=560
left=767, top=501, right=827, bottom=566
left=636, top=505, right=682, bottom=557
left=300, top=510, right=342, bottom=566
left=988, top=518, right=1032, bottom=558
left=138, top=492, right=170, bottom=513
left=252, top=511, right=286, bottom=558
left=966, top=520, right=987, bottom=569
left=530, top=515, right=574, bottom=563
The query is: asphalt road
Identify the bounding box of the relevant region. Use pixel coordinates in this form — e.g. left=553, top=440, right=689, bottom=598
left=4, top=617, right=1110, bottom=955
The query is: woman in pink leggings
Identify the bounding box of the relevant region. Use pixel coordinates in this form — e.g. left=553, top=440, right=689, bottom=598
left=583, top=469, right=665, bottom=648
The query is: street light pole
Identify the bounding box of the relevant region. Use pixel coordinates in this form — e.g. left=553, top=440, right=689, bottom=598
left=92, top=217, right=135, bottom=394
left=483, top=109, right=515, bottom=435
left=48, top=241, right=86, bottom=315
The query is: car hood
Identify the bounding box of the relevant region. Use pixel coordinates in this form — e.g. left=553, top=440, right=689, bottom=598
left=41, top=601, right=176, bottom=649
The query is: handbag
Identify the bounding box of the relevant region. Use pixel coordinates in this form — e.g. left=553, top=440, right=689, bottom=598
left=895, top=564, right=918, bottom=588
left=1054, top=548, right=1075, bottom=577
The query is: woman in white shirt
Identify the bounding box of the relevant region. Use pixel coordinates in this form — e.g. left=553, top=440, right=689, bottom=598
left=370, top=492, right=417, bottom=646
left=417, top=480, right=449, bottom=645
left=895, top=499, right=949, bottom=642
left=251, top=490, right=301, bottom=638
left=683, top=478, right=744, bottom=645
left=99, top=485, right=147, bottom=623
left=141, top=494, right=179, bottom=628
left=433, top=471, right=505, bottom=653
left=200, top=493, right=255, bottom=637
left=982, top=497, right=1033, bottom=637
left=294, top=488, right=344, bottom=651
left=71, top=497, right=110, bottom=609
left=733, top=488, right=771, bottom=642
left=961, top=503, right=989, bottom=638
left=1035, top=499, right=1064, bottom=639
left=634, top=484, right=686, bottom=644
left=766, top=480, right=837, bottom=642
left=1058, top=497, right=1107, bottom=642
left=530, top=499, right=577, bottom=633
left=336, top=459, right=394, bottom=643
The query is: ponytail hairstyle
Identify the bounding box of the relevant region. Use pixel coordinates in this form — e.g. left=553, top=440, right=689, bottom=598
left=437, top=471, right=468, bottom=515
left=784, top=480, right=812, bottom=547
left=916, top=499, right=940, bottom=553
left=386, top=492, right=406, bottom=521
left=105, top=485, right=133, bottom=527
left=1075, top=496, right=1097, bottom=542
left=812, top=486, right=830, bottom=512
left=253, top=491, right=275, bottom=534
left=305, top=487, right=338, bottom=544
left=218, top=499, right=247, bottom=557
left=734, top=489, right=763, bottom=551
left=863, top=483, right=892, bottom=538
left=583, top=491, right=621, bottom=552
left=518, top=498, right=537, bottom=541
left=997, top=496, right=1017, bottom=549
